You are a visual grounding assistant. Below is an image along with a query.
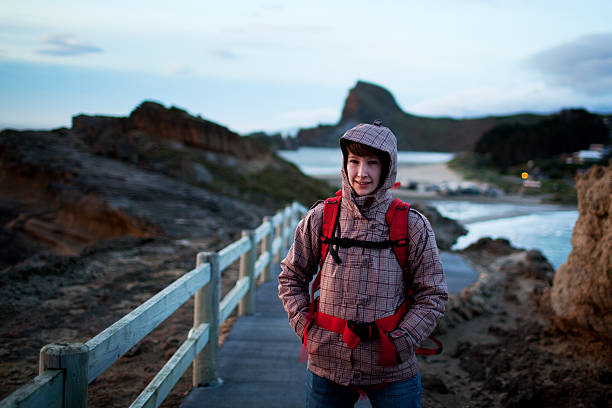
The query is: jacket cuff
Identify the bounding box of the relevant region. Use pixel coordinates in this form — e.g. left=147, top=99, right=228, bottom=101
left=389, top=332, right=415, bottom=363
left=291, top=313, right=308, bottom=343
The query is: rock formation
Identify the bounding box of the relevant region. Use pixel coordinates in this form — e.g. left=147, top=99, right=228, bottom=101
left=72, top=101, right=267, bottom=160
left=438, top=238, right=552, bottom=331
left=296, top=81, right=542, bottom=151
left=0, top=102, right=332, bottom=269
left=550, top=161, right=612, bottom=340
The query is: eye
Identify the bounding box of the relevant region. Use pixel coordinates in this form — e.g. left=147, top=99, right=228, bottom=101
left=368, top=159, right=380, bottom=166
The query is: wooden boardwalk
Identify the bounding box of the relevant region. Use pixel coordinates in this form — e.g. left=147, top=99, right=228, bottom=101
left=180, top=263, right=308, bottom=408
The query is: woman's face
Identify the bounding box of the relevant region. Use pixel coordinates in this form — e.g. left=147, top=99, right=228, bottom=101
left=346, top=152, right=382, bottom=196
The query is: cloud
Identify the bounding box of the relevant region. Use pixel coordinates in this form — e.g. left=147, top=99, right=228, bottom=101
left=407, top=85, right=581, bottom=118
left=163, top=63, right=194, bottom=76
left=37, top=33, right=103, bottom=56
left=527, top=33, right=612, bottom=96
left=249, top=3, right=283, bottom=17
left=276, top=107, right=339, bottom=126
left=210, top=49, right=238, bottom=60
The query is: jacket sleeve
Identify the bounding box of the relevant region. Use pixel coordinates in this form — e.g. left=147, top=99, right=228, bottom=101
left=278, top=203, right=323, bottom=342
left=391, top=209, right=448, bottom=362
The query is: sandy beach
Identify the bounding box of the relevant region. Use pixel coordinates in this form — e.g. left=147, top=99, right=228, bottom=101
left=317, top=162, right=548, bottom=204
left=317, top=162, right=463, bottom=187
left=397, top=162, right=464, bottom=184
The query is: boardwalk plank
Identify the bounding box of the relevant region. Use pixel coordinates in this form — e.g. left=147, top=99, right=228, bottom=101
left=181, top=265, right=308, bottom=408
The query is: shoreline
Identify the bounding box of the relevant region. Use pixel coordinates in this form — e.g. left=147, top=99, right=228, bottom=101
left=314, top=162, right=577, bottom=209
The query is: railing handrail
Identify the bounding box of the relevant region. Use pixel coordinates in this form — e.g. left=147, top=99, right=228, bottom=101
left=0, top=201, right=308, bottom=408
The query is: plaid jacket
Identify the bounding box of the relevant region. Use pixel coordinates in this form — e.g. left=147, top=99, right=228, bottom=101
left=278, top=123, right=447, bottom=386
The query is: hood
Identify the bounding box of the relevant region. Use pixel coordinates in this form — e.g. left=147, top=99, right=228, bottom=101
left=339, top=121, right=398, bottom=208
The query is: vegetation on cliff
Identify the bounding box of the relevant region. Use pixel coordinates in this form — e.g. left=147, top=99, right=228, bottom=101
left=448, top=110, right=611, bottom=203
left=73, top=101, right=333, bottom=208
left=474, top=108, right=609, bottom=168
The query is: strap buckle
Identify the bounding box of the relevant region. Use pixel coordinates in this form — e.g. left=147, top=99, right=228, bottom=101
left=347, top=320, right=378, bottom=341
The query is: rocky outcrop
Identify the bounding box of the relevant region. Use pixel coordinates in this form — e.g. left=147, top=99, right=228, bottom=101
left=296, top=81, right=542, bottom=151
left=340, top=81, right=404, bottom=125
left=551, top=161, right=612, bottom=340
left=70, top=101, right=331, bottom=207
left=439, top=239, right=552, bottom=331
left=72, top=102, right=268, bottom=160
left=0, top=128, right=163, bottom=263
left=1, top=102, right=333, bottom=269
left=128, top=102, right=267, bottom=158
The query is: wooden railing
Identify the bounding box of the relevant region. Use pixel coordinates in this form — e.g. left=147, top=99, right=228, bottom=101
left=1, top=201, right=308, bottom=408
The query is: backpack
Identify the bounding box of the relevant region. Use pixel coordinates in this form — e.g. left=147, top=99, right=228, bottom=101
left=305, top=190, right=442, bottom=358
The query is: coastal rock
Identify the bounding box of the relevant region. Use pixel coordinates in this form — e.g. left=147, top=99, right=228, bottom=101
left=439, top=245, right=553, bottom=331
left=72, top=102, right=332, bottom=208
left=462, top=237, right=520, bottom=256
left=550, top=162, right=612, bottom=340
left=340, top=81, right=403, bottom=126
left=128, top=102, right=267, bottom=159
left=73, top=102, right=269, bottom=161
left=1, top=102, right=332, bottom=269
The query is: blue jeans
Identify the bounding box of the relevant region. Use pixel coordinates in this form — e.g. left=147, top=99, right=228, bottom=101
left=306, top=370, right=422, bottom=408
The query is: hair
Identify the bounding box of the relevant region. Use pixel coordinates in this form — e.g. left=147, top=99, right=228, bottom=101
left=340, top=140, right=390, bottom=188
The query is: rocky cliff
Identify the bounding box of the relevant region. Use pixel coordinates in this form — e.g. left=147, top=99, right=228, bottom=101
left=0, top=102, right=332, bottom=269
left=550, top=161, right=612, bottom=340
left=73, top=101, right=267, bottom=159
left=296, top=81, right=542, bottom=151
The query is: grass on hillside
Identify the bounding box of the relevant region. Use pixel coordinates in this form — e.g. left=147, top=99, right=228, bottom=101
left=148, top=143, right=333, bottom=210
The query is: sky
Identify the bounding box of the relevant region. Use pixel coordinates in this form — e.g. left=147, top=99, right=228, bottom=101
left=1, top=0, right=612, bottom=135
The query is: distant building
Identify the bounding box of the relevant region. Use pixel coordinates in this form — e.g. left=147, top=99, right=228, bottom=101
left=568, top=144, right=611, bottom=164
left=523, top=180, right=542, bottom=188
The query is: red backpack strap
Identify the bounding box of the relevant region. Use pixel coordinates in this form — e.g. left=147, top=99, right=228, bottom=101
left=385, top=198, right=410, bottom=271
left=311, top=190, right=342, bottom=302
left=386, top=199, right=444, bottom=356
left=302, top=190, right=343, bottom=357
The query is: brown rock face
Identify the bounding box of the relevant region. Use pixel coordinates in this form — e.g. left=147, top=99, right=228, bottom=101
left=550, top=162, right=612, bottom=340
left=72, top=101, right=268, bottom=160
left=128, top=102, right=266, bottom=159
left=340, top=81, right=403, bottom=124
left=1, top=101, right=333, bottom=269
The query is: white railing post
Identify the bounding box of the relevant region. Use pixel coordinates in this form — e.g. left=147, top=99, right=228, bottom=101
left=192, top=252, right=222, bottom=388
left=39, top=343, right=88, bottom=408
left=239, top=230, right=256, bottom=316
left=274, top=211, right=284, bottom=264
left=262, top=216, right=274, bottom=282
left=288, top=204, right=297, bottom=248
left=281, top=206, right=292, bottom=257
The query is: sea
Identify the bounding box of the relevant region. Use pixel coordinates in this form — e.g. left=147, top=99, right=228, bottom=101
left=278, top=147, right=454, bottom=176
left=278, top=147, right=578, bottom=270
